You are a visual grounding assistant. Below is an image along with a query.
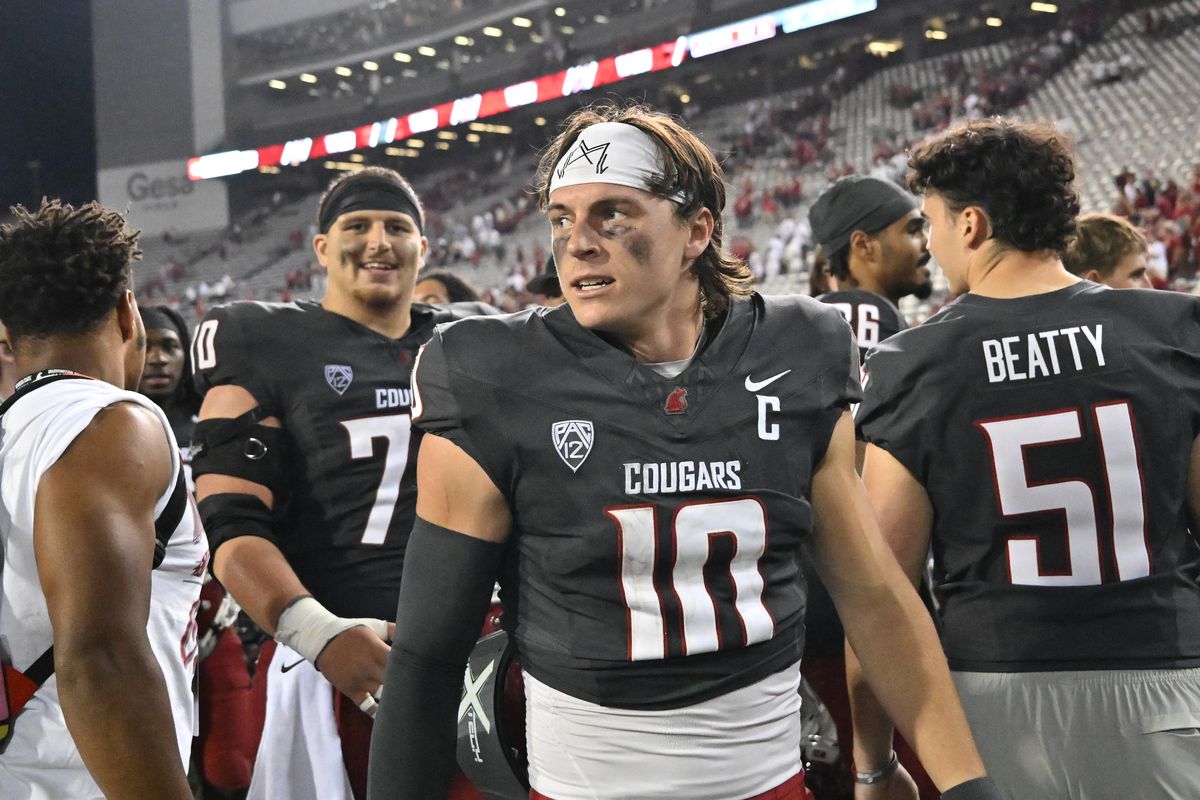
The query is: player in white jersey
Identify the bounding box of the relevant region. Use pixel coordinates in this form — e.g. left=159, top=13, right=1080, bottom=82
left=0, top=199, right=204, bottom=800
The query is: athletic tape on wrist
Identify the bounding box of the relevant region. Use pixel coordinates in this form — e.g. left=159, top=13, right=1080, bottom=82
left=273, top=595, right=389, bottom=666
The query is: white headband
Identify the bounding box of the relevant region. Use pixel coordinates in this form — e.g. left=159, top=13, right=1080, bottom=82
left=548, top=122, right=686, bottom=203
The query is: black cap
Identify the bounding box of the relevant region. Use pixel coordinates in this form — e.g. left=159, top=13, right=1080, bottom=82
left=809, top=175, right=918, bottom=254
left=526, top=256, right=561, bottom=297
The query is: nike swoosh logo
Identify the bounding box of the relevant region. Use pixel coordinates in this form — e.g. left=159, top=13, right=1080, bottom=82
left=744, top=370, right=791, bottom=392
left=280, top=658, right=305, bottom=673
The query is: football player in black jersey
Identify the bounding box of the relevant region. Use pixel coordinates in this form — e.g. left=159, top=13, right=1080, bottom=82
left=191, top=167, right=488, bottom=800
left=809, top=176, right=932, bottom=361
left=854, top=118, right=1200, bottom=799
left=806, top=179, right=939, bottom=798
left=368, top=104, right=1001, bottom=800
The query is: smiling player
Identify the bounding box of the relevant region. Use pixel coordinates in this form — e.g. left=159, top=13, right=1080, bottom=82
left=191, top=167, right=489, bottom=800
left=367, top=104, right=1001, bottom=800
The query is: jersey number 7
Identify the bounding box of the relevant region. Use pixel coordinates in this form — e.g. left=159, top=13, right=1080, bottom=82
left=341, top=415, right=412, bottom=545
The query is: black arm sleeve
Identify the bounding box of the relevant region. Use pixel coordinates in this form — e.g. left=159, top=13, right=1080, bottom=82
left=941, top=777, right=1003, bottom=800
left=367, top=517, right=505, bottom=800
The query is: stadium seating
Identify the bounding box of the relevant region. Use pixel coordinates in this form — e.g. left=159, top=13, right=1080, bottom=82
left=139, top=0, right=1200, bottom=322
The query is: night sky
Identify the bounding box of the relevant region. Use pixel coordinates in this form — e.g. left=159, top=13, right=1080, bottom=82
left=0, top=0, right=96, bottom=212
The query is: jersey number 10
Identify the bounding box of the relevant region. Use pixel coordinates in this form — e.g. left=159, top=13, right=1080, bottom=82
left=978, top=401, right=1151, bottom=587
left=605, top=498, right=775, bottom=661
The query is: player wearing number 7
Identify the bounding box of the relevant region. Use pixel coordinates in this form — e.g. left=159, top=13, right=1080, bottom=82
left=191, top=167, right=493, bottom=800
left=853, top=118, right=1200, bottom=800
left=368, top=104, right=1001, bottom=800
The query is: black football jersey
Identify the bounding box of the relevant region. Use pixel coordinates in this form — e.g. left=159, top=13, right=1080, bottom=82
left=818, top=289, right=907, bottom=360
left=857, top=282, right=1200, bottom=671
left=193, top=299, right=490, bottom=620
left=413, top=294, right=861, bottom=709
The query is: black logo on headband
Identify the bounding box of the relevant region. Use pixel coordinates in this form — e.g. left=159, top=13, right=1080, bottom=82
left=557, top=138, right=610, bottom=178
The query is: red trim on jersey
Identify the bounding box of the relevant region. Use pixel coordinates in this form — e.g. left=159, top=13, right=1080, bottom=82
left=706, top=530, right=737, bottom=651
left=1090, top=400, right=1154, bottom=577
left=604, top=503, right=666, bottom=661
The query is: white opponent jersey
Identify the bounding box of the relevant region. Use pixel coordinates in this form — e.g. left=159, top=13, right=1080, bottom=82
left=0, top=372, right=206, bottom=799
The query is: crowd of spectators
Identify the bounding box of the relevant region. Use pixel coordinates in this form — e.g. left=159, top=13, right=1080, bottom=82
left=232, top=0, right=675, bottom=74
left=233, top=0, right=502, bottom=70
left=1110, top=163, right=1200, bottom=284
left=148, top=154, right=1200, bottom=324
left=155, top=0, right=1200, bottom=320
left=895, top=10, right=1102, bottom=133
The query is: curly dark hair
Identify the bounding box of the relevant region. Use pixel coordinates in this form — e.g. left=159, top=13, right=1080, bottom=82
left=906, top=118, right=1079, bottom=254
left=416, top=270, right=481, bottom=303
left=0, top=199, right=141, bottom=343
left=535, top=102, right=752, bottom=319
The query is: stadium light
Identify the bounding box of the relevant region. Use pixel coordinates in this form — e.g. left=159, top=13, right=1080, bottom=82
left=679, top=93, right=690, bottom=103
left=466, top=133, right=481, bottom=142
left=363, top=60, right=379, bottom=71
left=512, top=16, right=532, bottom=27
left=483, top=26, right=503, bottom=37
left=418, top=46, right=437, bottom=56
left=406, top=139, right=425, bottom=148
left=561, top=25, right=576, bottom=35
left=454, top=35, right=474, bottom=46
left=867, top=39, right=902, bottom=55
left=986, top=16, right=1003, bottom=26
left=534, top=117, right=547, bottom=126
left=468, top=122, right=513, bottom=134
left=334, top=66, right=352, bottom=76
left=1030, top=2, right=1058, bottom=11
left=435, top=142, right=451, bottom=150
left=393, top=52, right=412, bottom=62
left=594, top=15, right=609, bottom=24
left=925, top=29, right=948, bottom=39
left=299, top=73, right=318, bottom=83
left=268, top=79, right=286, bottom=90
left=349, top=153, right=365, bottom=162
left=554, top=6, right=566, bottom=16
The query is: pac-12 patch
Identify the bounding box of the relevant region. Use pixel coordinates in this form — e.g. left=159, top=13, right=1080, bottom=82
left=551, top=419, right=594, bottom=472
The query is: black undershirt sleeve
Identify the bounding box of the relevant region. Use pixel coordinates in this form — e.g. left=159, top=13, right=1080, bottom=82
left=367, top=517, right=506, bottom=800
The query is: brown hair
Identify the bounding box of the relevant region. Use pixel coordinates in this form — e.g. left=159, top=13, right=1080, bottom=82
left=907, top=118, right=1079, bottom=254
left=1061, top=213, right=1147, bottom=277
left=0, top=198, right=141, bottom=342
left=535, top=102, right=752, bottom=318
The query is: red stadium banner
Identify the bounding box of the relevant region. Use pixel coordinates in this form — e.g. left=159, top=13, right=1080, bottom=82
left=188, top=0, right=876, bottom=180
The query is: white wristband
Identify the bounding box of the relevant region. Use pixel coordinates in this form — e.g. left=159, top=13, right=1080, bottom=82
left=274, top=596, right=389, bottom=666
